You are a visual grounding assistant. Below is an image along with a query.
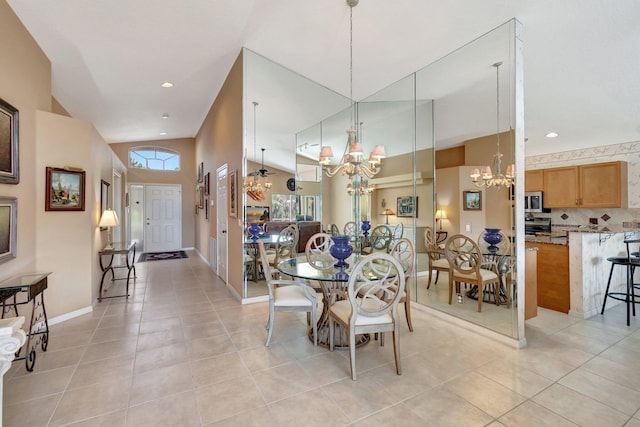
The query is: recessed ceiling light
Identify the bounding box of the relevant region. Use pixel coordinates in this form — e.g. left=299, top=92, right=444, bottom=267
left=161, top=82, right=173, bottom=88
left=162, top=114, right=169, bottom=119
left=545, top=132, right=559, bottom=138
left=159, top=132, right=167, bottom=136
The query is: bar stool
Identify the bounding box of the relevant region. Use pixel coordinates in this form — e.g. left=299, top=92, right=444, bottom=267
left=600, top=237, right=640, bottom=326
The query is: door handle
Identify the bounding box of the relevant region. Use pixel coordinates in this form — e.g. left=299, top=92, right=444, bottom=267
left=222, top=230, right=227, bottom=234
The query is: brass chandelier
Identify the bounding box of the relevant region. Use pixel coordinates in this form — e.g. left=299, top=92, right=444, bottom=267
left=318, top=0, right=386, bottom=181
left=470, top=62, right=515, bottom=188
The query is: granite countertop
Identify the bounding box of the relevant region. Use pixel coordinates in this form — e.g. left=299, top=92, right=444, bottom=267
left=524, top=235, right=568, bottom=246
left=556, top=223, right=640, bottom=234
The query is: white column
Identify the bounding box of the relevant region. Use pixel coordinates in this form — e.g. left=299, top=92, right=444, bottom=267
left=0, top=317, right=26, bottom=426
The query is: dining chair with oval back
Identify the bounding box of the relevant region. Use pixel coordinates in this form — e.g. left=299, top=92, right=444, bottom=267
left=444, top=234, right=500, bottom=312
left=389, top=237, right=415, bottom=332
left=328, top=252, right=406, bottom=380
left=362, top=225, right=393, bottom=255
left=258, top=241, right=318, bottom=347
left=424, top=227, right=449, bottom=289
left=265, top=224, right=299, bottom=278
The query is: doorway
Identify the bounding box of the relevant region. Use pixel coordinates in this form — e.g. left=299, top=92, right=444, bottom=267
left=131, top=184, right=182, bottom=253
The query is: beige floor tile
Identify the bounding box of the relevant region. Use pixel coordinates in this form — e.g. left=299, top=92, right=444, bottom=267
left=195, top=376, right=265, bottom=424
left=3, top=393, right=60, bottom=427
left=90, top=323, right=141, bottom=344
left=203, top=406, right=278, bottom=427
left=126, top=390, right=200, bottom=427
left=252, top=361, right=318, bottom=403
left=321, top=374, right=399, bottom=421
left=180, top=309, right=220, bottom=326
left=532, top=383, right=628, bottom=427
left=403, top=385, right=494, bottom=427
left=48, top=377, right=131, bottom=426
left=359, top=353, right=439, bottom=400
left=239, top=342, right=296, bottom=372
left=352, top=403, right=430, bottom=427
left=191, top=352, right=250, bottom=388
left=443, top=371, right=527, bottom=418
left=138, top=316, right=182, bottom=334
left=97, top=312, right=141, bottom=329
left=80, top=337, right=138, bottom=364
left=298, top=351, right=351, bottom=385
left=478, top=359, right=554, bottom=398
left=62, top=410, right=126, bottom=426
left=559, top=368, right=640, bottom=415
left=498, top=401, right=577, bottom=426
left=228, top=329, right=266, bottom=351
left=129, top=361, right=193, bottom=405
left=46, top=329, right=94, bottom=351
left=186, top=334, right=240, bottom=360
left=133, top=341, right=188, bottom=374
left=136, top=328, right=185, bottom=352
left=4, top=366, right=74, bottom=405
left=581, top=356, right=640, bottom=392
left=182, top=320, right=228, bottom=341
left=268, top=388, right=350, bottom=427
left=67, top=355, right=135, bottom=390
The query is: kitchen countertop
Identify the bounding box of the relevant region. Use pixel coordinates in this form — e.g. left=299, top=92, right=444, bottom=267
left=525, top=235, right=568, bottom=245
left=525, top=223, right=640, bottom=246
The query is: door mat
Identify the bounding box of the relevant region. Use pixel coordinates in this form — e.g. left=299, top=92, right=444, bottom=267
left=138, top=251, right=188, bottom=262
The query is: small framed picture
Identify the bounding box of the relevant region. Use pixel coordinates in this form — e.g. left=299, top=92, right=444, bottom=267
left=463, top=190, right=482, bottom=211
left=0, top=197, right=17, bottom=265
left=0, top=98, right=19, bottom=184
left=46, top=167, right=86, bottom=211
left=397, top=196, right=418, bottom=218
left=229, top=169, right=237, bottom=218
left=197, top=186, right=204, bottom=209
left=204, top=172, right=210, bottom=196
left=197, top=162, right=204, bottom=183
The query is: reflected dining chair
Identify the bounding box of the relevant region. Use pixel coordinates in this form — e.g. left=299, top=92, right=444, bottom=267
left=362, top=225, right=393, bottom=255
left=343, top=221, right=358, bottom=246
left=389, top=238, right=415, bottom=332
left=477, top=229, right=511, bottom=305
left=328, top=253, right=405, bottom=380
left=265, top=224, right=299, bottom=277
left=444, top=234, right=500, bottom=312
left=258, top=241, right=318, bottom=346
left=424, top=227, right=449, bottom=289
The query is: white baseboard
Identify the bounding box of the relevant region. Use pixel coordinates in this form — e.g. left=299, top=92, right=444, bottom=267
left=242, top=294, right=268, bottom=304
left=47, top=306, right=93, bottom=326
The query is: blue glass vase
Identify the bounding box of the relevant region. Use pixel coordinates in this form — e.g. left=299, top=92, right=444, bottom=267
left=329, top=235, right=353, bottom=269
left=483, top=228, right=503, bottom=254
left=248, top=222, right=262, bottom=242
left=361, top=220, right=371, bottom=237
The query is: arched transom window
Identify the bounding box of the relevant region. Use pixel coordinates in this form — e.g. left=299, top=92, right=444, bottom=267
left=129, top=146, right=180, bottom=171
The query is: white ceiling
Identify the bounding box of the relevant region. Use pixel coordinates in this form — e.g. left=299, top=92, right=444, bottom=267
left=7, top=0, right=640, bottom=169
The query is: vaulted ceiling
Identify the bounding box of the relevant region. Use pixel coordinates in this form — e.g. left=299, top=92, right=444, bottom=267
left=7, top=0, right=640, bottom=171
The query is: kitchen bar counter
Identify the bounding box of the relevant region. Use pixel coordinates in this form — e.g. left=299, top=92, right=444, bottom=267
left=524, top=235, right=567, bottom=246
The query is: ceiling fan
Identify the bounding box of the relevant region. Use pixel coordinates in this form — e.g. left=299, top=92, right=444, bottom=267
left=248, top=148, right=276, bottom=177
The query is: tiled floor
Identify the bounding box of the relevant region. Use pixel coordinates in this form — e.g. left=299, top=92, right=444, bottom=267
left=4, top=251, right=640, bottom=426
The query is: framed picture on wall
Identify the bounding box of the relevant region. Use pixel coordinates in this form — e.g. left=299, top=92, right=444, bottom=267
left=397, top=196, right=418, bottom=217
left=0, top=197, right=17, bottom=265
left=45, top=167, right=86, bottom=211
left=100, top=180, right=110, bottom=230
left=463, top=190, right=482, bottom=210
left=229, top=169, right=237, bottom=217
left=197, top=185, right=204, bottom=209
left=0, top=98, right=19, bottom=184
left=204, top=172, right=210, bottom=196
left=197, top=162, right=204, bottom=183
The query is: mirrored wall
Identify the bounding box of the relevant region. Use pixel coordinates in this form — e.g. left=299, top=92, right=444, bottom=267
left=242, top=20, right=524, bottom=342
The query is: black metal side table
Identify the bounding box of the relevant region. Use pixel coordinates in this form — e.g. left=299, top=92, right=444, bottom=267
left=0, top=272, right=52, bottom=372
left=98, top=242, right=136, bottom=302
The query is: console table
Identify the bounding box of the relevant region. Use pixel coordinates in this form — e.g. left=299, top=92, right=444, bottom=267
left=0, top=273, right=52, bottom=371
left=98, top=242, right=136, bottom=302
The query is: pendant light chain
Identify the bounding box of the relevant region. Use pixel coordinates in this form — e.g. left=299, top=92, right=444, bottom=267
left=349, top=3, right=355, bottom=131
left=495, top=62, right=501, bottom=155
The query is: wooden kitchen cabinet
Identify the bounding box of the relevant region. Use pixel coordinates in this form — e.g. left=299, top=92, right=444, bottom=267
left=543, top=161, right=627, bottom=208
left=525, top=241, right=569, bottom=313
left=525, top=170, right=543, bottom=192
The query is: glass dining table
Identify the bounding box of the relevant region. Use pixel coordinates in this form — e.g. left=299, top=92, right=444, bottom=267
left=277, top=254, right=371, bottom=348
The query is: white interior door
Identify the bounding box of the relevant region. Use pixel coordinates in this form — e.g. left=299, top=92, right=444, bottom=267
left=144, top=184, right=182, bottom=252
left=216, top=165, right=228, bottom=283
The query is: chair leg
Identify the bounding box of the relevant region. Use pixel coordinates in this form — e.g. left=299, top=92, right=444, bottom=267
left=600, top=262, right=616, bottom=315
left=329, top=317, right=334, bottom=351
left=448, top=277, right=454, bottom=305
left=477, top=286, right=483, bottom=312
left=311, top=306, right=318, bottom=346
left=435, top=270, right=440, bottom=285
left=427, top=268, right=433, bottom=289
left=265, top=305, right=275, bottom=346
left=393, top=327, right=401, bottom=375
left=349, top=330, right=356, bottom=381
left=404, top=300, right=413, bottom=332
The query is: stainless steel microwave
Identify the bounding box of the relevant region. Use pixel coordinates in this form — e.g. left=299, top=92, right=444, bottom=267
left=525, top=191, right=543, bottom=213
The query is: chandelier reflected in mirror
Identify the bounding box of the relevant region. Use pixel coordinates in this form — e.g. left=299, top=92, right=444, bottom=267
left=243, top=101, right=272, bottom=201
left=318, top=0, right=386, bottom=184
left=470, top=62, right=515, bottom=188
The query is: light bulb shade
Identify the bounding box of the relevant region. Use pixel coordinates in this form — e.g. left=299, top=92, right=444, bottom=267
left=481, top=166, right=493, bottom=179
left=348, top=142, right=363, bottom=156
left=99, top=209, right=120, bottom=227
left=372, top=145, right=386, bottom=159
left=319, top=146, right=334, bottom=160
left=367, top=152, right=379, bottom=166
left=470, top=168, right=480, bottom=178
left=435, top=209, right=446, bottom=220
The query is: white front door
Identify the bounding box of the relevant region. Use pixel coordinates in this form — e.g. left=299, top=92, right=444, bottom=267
left=216, top=165, right=228, bottom=283
left=144, top=184, right=182, bottom=252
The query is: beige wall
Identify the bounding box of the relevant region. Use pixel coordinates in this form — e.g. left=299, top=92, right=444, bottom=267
left=194, top=52, right=244, bottom=297
left=109, top=138, right=196, bottom=248
left=1, top=1, right=129, bottom=319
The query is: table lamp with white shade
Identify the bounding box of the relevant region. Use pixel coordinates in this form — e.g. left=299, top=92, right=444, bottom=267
left=99, top=209, right=120, bottom=250
left=435, top=209, right=447, bottom=230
